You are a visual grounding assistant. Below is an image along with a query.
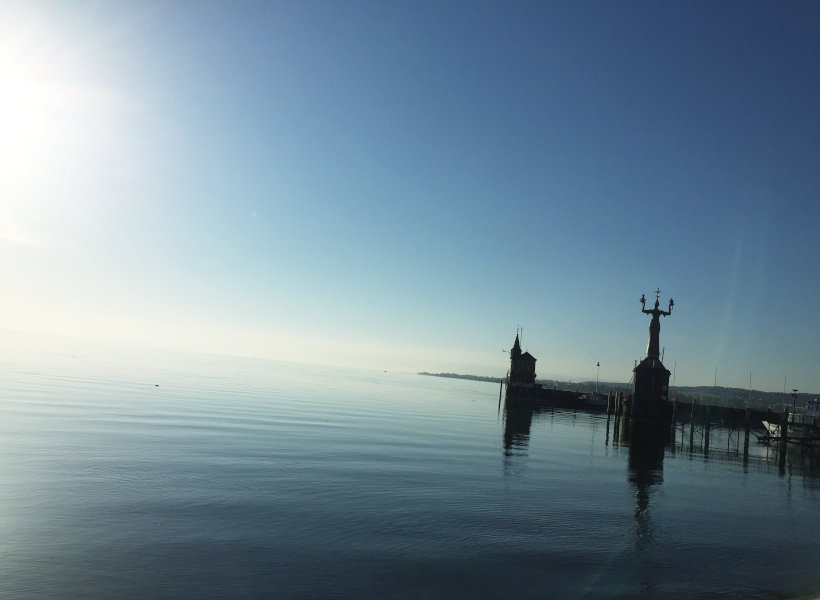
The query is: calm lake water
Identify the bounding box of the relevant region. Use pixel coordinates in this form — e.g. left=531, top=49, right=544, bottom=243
left=1, top=343, right=818, bottom=599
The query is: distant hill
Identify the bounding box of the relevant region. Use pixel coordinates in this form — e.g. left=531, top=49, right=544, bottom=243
left=669, top=386, right=814, bottom=410
left=418, top=372, right=816, bottom=410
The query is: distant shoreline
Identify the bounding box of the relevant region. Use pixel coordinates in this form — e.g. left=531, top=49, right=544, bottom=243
left=417, top=372, right=503, bottom=384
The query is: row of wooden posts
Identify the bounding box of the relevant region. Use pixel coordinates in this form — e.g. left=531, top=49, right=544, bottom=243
left=603, top=390, right=793, bottom=455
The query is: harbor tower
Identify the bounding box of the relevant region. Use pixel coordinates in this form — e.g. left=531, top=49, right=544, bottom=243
left=508, top=332, right=536, bottom=392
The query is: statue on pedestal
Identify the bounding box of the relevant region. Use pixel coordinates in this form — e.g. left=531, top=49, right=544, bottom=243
left=640, top=289, right=673, bottom=360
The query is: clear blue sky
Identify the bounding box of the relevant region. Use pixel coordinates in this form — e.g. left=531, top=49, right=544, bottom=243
left=2, top=1, right=819, bottom=392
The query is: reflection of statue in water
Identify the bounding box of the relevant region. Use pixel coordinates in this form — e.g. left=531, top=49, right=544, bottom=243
left=640, top=289, right=673, bottom=360
left=627, top=426, right=667, bottom=555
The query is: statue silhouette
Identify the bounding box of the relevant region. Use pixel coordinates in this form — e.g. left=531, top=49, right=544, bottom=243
left=641, top=291, right=673, bottom=360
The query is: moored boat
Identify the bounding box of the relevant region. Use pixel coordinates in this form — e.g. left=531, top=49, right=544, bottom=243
left=762, top=399, right=820, bottom=443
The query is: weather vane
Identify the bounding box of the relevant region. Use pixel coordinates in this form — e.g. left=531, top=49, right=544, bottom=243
left=640, top=290, right=674, bottom=360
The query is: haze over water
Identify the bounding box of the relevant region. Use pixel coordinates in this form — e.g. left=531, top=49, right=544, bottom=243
left=1, top=344, right=818, bottom=599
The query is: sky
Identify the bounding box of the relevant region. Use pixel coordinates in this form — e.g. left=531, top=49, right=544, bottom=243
left=1, top=1, right=819, bottom=393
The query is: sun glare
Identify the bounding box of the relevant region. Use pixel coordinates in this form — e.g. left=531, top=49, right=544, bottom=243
left=0, top=29, right=106, bottom=178
left=0, top=55, right=57, bottom=168
left=0, top=14, right=131, bottom=244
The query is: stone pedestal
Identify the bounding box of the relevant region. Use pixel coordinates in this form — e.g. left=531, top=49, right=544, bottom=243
left=631, top=357, right=672, bottom=425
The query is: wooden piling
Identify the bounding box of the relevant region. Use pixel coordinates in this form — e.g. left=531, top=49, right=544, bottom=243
left=704, top=422, right=711, bottom=454
left=778, top=406, right=788, bottom=473
left=689, top=400, right=696, bottom=452
left=780, top=406, right=789, bottom=451
left=670, top=398, right=678, bottom=453
left=704, top=406, right=711, bottom=454
left=743, top=407, right=750, bottom=457
left=670, top=419, right=676, bottom=452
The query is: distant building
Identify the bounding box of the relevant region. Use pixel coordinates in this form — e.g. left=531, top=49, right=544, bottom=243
left=509, top=333, right=536, bottom=387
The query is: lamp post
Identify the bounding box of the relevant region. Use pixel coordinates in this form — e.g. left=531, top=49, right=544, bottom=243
left=792, top=388, right=799, bottom=412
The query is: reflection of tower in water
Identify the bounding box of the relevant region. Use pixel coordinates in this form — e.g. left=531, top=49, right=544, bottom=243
left=502, top=401, right=533, bottom=457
